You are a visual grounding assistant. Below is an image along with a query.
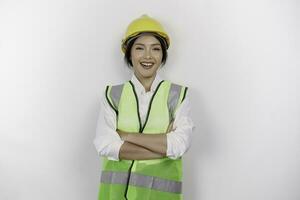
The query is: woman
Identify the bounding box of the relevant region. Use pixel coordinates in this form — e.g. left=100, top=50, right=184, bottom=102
left=94, top=14, right=195, bottom=200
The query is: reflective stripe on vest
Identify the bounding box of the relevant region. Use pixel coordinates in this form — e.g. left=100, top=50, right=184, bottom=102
left=167, top=83, right=182, bottom=120
left=101, top=171, right=182, bottom=194
left=109, top=84, right=123, bottom=111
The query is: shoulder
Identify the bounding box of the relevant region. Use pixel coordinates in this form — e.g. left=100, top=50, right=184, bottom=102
left=165, top=80, right=189, bottom=99
left=103, top=81, right=129, bottom=113
left=105, top=81, right=128, bottom=89
left=165, top=80, right=188, bottom=89
left=165, top=80, right=189, bottom=114
left=104, top=81, right=129, bottom=96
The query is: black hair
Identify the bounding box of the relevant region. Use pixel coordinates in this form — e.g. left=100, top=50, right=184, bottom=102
left=123, top=32, right=168, bottom=68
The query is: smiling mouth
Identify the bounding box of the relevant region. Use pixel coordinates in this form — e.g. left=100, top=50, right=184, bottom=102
left=140, top=62, right=154, bottom=69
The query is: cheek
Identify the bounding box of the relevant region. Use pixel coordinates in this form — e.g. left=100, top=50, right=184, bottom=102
left=155, top=54, right=163, bottom=63
left=153, top=51, right=163, bottom=59
left=131, top=53, right=143, bottom=62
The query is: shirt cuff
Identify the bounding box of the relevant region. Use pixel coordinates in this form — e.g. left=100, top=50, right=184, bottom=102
left=166, top=133, right=181, bottom=160
left=102, top=140, right=124, bottom=161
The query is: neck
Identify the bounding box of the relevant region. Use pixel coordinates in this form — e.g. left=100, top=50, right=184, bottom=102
left=134, top=72, right=156, bottom=92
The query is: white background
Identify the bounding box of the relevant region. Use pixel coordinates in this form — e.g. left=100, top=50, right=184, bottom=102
left=0, top=0, right=299, bottom=199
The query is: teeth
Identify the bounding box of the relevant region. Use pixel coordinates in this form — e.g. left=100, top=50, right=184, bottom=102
left=141, top=62, right=154, bottom=67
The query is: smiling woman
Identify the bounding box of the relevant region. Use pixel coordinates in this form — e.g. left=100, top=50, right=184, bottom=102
left=93, top=14, right=195, bottom=200
left=129, top=34, right=164, bottom=91
left=124, top=32, right=169, bottom=70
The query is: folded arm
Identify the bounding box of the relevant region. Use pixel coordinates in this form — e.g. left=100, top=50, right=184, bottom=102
left=117, top=91, right=195, bottom=160
left=93, top=90, right=167, bottom=161
left=119, top=141, right=165, bottom=160
left=117, top=121, right=174, bottom=155
left=94, top=88, right=195, bottom=161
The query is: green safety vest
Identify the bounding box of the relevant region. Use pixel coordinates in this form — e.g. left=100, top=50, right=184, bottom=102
left=98, top=79, right=188, bottom=200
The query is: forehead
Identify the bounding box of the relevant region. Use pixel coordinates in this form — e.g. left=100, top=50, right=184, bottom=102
left=133, top=33, right=160, bottom=45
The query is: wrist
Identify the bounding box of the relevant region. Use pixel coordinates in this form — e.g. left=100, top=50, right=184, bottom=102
left=123, top=132, right=131, bottom=142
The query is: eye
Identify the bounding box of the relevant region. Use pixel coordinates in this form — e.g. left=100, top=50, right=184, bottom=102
left=135, top=47, right=143, bottom=50
left=153, top=47, right=161, bottom=51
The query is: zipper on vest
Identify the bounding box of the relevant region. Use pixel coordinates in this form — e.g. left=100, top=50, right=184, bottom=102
left=124, top=80, right=164, bottom=200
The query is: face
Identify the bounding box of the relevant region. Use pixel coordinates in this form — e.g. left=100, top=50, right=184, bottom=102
left=130, top=33, right=163, bottom=80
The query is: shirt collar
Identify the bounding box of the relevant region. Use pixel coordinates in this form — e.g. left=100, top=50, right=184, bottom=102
left=130, top=72, right=163, bottom=94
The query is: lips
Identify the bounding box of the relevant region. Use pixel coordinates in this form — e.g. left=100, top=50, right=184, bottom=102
left=140, top=62, right=154, bottom=69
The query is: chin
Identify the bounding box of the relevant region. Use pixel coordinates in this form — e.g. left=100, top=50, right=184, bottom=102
left=134, top=66, right=159, bottom=79
left=137, top=69, right=155, bottom=78
left=141, top=73, right=155, bottom=79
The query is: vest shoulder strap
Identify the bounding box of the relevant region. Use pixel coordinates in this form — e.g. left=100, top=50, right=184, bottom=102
left=106, top=81, right=188, bottom=119
left=168, top=82, right=188, bottom=120
left=105, top=83, right=125, bottom=115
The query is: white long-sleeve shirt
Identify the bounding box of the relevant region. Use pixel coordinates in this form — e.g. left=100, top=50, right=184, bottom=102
left=93, top=73, right=195, bottom=161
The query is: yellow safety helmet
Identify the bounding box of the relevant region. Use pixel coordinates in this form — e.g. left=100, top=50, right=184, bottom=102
left=121, top=14, right=170, bottom=54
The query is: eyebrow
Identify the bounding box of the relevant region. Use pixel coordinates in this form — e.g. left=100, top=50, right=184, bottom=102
left=134, top=43, right=161, bottom=46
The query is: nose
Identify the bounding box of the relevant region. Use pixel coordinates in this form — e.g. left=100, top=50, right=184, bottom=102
left=145, top=49, right=152, bottom=59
